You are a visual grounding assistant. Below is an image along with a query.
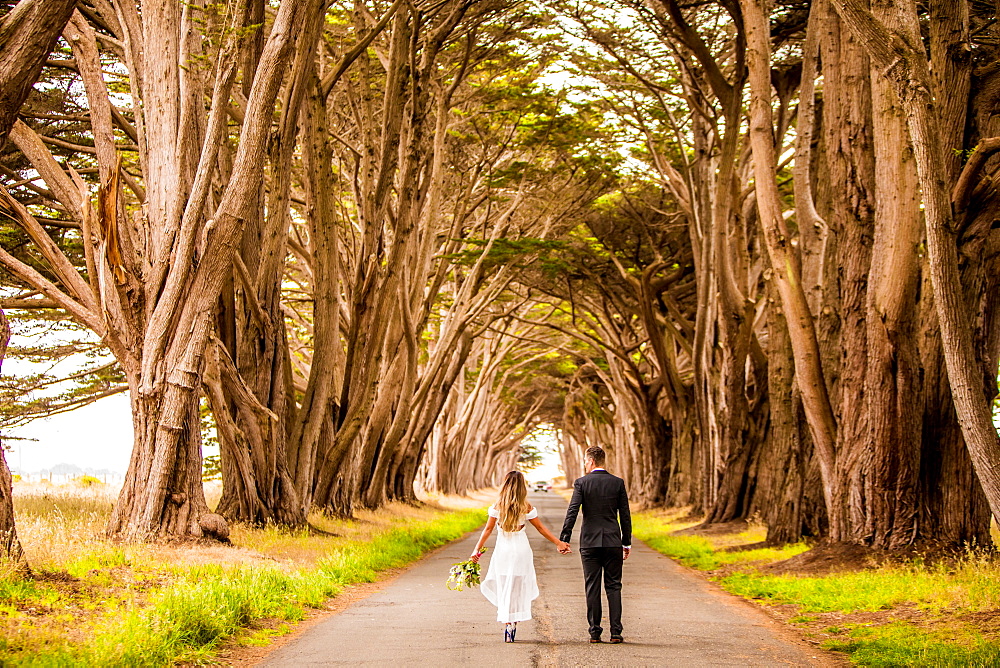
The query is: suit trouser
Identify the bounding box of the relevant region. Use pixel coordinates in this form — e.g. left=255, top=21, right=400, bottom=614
left=580, top=547, right=623, bottom=638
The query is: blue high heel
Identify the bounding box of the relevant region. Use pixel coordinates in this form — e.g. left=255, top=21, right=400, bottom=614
left=504, top=623, right=515, bottom=642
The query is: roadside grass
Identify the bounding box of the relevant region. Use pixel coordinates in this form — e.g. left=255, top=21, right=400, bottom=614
left=634, top=509, right=1000, bottom=666
left=632, top=510, right=809, bottom=571
left=1, top=481, right=486, bottom=666
left=824, top=621, right=1000, bottom=667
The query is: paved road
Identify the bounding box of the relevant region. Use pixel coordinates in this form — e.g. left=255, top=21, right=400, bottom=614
left=260, top=493, right=828, bottom=667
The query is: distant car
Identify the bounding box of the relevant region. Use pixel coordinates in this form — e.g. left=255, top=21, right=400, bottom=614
left=533, top=481, right=552, bottom=492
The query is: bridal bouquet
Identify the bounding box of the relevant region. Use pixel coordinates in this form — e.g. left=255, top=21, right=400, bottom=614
left=447, top=548, right=487, bottom=591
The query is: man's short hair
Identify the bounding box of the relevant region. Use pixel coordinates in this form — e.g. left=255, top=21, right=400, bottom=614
left=585, top=446, right=606, bottom=467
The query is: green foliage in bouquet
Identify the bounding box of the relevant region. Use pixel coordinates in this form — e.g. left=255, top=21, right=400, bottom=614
left=447, top=548, right=488, bottom=591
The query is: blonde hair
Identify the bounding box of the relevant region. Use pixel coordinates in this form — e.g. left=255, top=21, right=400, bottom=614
left=496, top=471, right=530, bottom=532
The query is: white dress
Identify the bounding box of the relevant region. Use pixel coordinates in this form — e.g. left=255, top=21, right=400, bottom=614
left=480, top=505, right=540, bottom=623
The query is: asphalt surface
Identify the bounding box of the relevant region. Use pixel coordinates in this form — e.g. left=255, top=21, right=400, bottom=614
left=260, top=492, right=827, bottom=667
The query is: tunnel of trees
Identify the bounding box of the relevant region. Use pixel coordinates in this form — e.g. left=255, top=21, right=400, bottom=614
left=1, top=0, right=1000, bottom=558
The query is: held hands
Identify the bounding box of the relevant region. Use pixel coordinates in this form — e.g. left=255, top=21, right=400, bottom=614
left=557, top=541, right=572, bottom=555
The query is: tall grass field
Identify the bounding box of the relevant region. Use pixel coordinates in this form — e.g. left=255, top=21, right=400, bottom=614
left=0, top=481, right=486, bottom=666
left=634, top=510, right=1000, bottom=667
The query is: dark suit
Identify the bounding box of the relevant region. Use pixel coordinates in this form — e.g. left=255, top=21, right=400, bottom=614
left=560, top=469, right=632, bottom=639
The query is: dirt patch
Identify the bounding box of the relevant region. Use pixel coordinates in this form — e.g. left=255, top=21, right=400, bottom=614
left=145, top=543, right=279, bottom=568
left=762, top=542, right=983, bottom=577
left=32, top=570, right=81, bottom=584
left=709, top=558, right=775, bottom=578
left=953, top=609, right=1000, bottom=637
left=720, top=540, right=769, bottom=553
left=763, top=603, right=926, bottom=648
left=763, top=543, right=878, bottom=576
left=674, top=519, right=749, bottom=536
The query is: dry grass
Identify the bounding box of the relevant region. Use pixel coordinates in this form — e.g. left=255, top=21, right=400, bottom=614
left=14, top=480, right=118, bottom=567
left=232, top=501, right=481, bottom=567
left=11, top=480, right=488, bottom=570
left=418, top=487, right=497, bottom=510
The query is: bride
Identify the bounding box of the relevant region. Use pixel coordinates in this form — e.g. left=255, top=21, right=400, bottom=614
left=470, top=470, right=571, bottom=642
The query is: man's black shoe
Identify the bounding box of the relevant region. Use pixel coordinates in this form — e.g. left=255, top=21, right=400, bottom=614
left=590, top=637, right=602, bottom=643
left=610, top=636, right=624, bottom=644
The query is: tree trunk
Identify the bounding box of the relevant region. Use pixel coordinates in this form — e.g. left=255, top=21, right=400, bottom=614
left=833, top=0, right=1000, bottom=524
left=855, top=45, right=922, bottom=548
left=106, top=0, right=312, bottom=540
left=918, top=0, right=993, bottom=546
left=210, top=4, right=325, bottom=527
left=811, top=1, right=875, bottom=544
left=920, top=337, right=993, bottom=545
left=758, top=296, right=810, bottom=544
left=744, top=0, right=840, bottom=532
left=107, top=373, right=226, bottom=541
left=0, top=308, right=27, bottom=569
left=204, top=340, right=303, bottom=526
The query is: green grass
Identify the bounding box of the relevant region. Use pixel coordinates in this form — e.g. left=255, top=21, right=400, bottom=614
left=825, top=622, right=1000, bottom=667
left=632, top=511, right=809, bottom=570
left=634, top=510, right=1000, bottom=666
left=639, top=532, right=810, bottom=570
left=718, top=552, right=1000, bottom=615
left=81, top=566, right=345, bottom=666
left=0, top=487, right=486, bottom=667
left=720, top=565, right=968, bottom=614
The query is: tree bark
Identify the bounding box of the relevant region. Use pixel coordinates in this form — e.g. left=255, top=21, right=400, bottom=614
left=918, top=0, right=993, bottom=546
left=833, top=0, right=1000, bottom=524
left=105, top=0, right=313, bottom=540
left=0, top=308, right=27, bottom=570
left=210, top=2, right=325, bottom=527
left=857, top=47, right=922, bottom=547
left=757, top=294, right=812, bottom=544
left=743, top=0, right=840, bottom=533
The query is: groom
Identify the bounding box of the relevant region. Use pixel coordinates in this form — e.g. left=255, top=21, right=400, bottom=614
left=559, top=445, right=632, bottom=644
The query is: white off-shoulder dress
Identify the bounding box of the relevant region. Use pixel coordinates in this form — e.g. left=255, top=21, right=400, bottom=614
left=481, top=505, right=540, bottom=623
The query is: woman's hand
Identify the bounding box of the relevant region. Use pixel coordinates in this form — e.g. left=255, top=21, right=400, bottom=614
left=470, top=551, right=482, bottom=563
left=557, top=541, right=572, bottom=554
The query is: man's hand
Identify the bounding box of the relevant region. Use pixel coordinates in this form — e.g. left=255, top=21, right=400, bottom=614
left=558, top=541, right=572, bottom=554
left=623, top=547, right=631, bottom=561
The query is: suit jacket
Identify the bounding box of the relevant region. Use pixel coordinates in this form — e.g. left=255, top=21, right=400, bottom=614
left=560, top=469, right=632, bottom=548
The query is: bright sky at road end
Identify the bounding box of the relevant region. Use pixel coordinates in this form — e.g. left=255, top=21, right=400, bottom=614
left=520, top=428, right=564, bottom=483
left=529, top=454, right=564, bottom=484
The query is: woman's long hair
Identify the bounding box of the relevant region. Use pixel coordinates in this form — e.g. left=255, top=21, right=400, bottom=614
left=496, top=471, right=529, bottom=532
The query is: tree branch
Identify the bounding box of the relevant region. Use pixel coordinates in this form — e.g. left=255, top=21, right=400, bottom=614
left=951, top=136, right=1000, bottom=212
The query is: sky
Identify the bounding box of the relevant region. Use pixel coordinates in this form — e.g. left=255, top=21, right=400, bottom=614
left=527, top=456, right=564, bottom=484
left=519, top=429, right=565, bottom=482
left=6, top=392, right=134, bottom=474
left=1, top=315, right=135, bottom=473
